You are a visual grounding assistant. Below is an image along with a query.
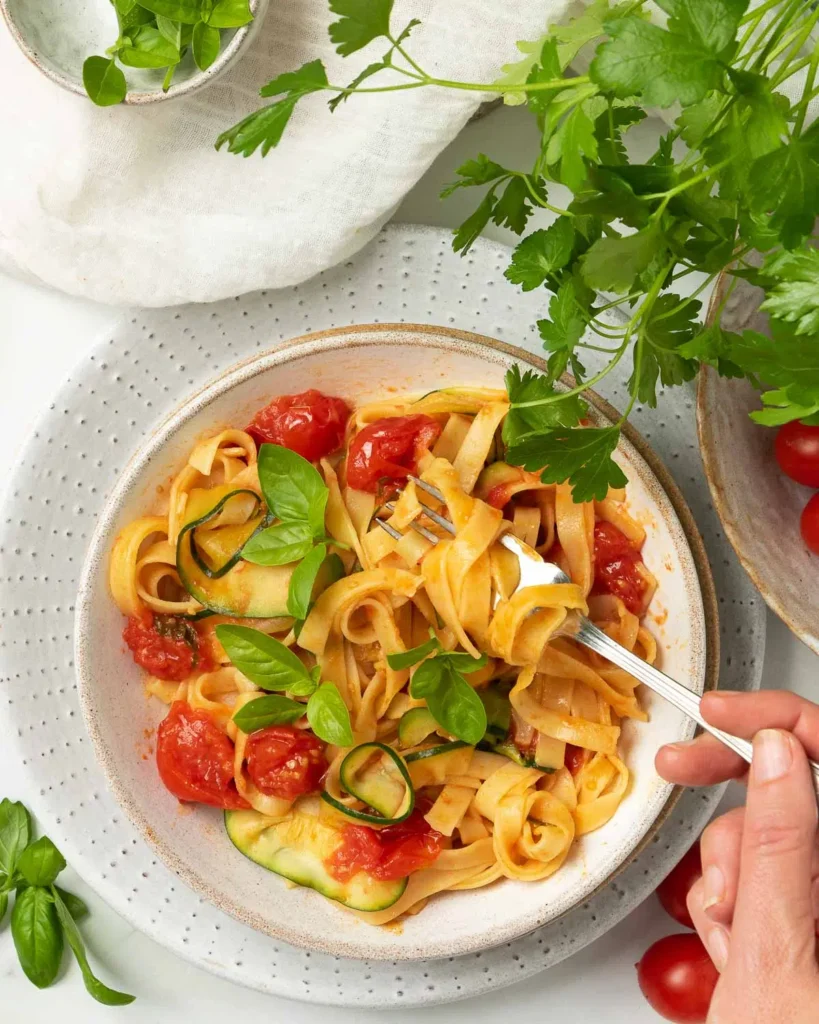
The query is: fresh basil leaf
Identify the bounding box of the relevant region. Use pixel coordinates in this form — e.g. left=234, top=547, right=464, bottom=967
left=137, top=0, right=203, bottom=24
left=504, top=217, right=575, bottom=291
left=118, top=26, right=182, bottom=68
left=54, top=887, right=89, bottom=921
left=507, top=425, right=628, bottom=503
left=408, top=657, right=445, bottom=699
left=257, top=444, right=328, bottom=535
left=192, top=20, right=221, bottom=68
left=287, top=543, right=327, bottom=620
left=215, top=624, right=316, bottom=695
left=156, top=15, right=191, bottom=49
left=17, top=837, right=66, bottom=888
left=424, top=666, right=486, bottom=746
left=328, top=0, right=393, bottom=57
left=82, top=57, right=127, bottom=106
left=241, top=520, right=315, bottom=566
left=233, top=694, right=306, bottom=732
left=0, top=799, right=30, bottom=879
left=0, top=890, right=7, bottom=925
left=306, top=683, right=354, bottom=747
left=443, top=651, right=488, bottom=674
left=113, top=0, right=138, bottom=14
left=11, top=886, right=63, bottom=989
left=207, top=0, right=253, bottom=27
left=51, top=888, right=135, bottom=1005
left=386, top=635, right=441, bottom=671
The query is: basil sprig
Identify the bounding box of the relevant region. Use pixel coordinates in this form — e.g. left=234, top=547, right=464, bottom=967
left=218, top=625, right=354, bottom=746
left=388, top=635, right=488, bottom=745
left=242, top=444, right=344, bottom=623
left=0, top=798, right=134, bottom=1004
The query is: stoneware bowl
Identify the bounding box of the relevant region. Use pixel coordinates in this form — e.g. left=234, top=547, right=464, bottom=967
left=698, top=276, right=819, bottom=655
left=1, top=0, right=268, bottom=105
left=75, top=325, right=717, bottom=960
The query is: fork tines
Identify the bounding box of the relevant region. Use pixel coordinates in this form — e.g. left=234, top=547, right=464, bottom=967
left=374, top=475, right=455, bottom=543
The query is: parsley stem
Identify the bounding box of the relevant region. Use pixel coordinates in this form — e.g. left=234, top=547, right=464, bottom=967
left=738, top=0, right=782, bottom=26
left=793, top=48, right=819, bottom=135
left=514, top=172, right=573, bottom=218
left=512, top=339, right=630, bottom=409
left=387, top=34, right=427, bottom=78
left=426, top=75, right=591, bottom=95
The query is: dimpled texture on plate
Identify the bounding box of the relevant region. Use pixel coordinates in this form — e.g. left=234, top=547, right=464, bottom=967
left=0, top=225, right=765, bottom=1007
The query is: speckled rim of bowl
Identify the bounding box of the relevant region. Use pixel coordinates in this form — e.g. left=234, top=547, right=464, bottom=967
left=697, top=275, right=819, bottom=654
left=0, top=0, right=267, bottom=105
left=75, top=323, right=720, bottom=959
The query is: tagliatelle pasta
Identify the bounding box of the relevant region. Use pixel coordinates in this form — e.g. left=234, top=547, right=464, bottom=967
left=110, top=385, right=658, bottom=924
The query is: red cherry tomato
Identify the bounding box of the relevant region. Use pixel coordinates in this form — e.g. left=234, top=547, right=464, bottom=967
left=346, top=415, right=442, bottom=492
left=565, top=743, right=591, bottom=777
left=156, top=701, right=248, bottom=809
left=244, top=725, right=327, bottom=802
left=123, top=613, right=202, bottom=682
left=592, top=522, right=648, bottom=614
left=246, top=390, right=350, bottom=462
left=637, top=933, right=718, bottom=1023
left=327, top=806, right=444, bottom=882
left=800, top=492, right=819, bottom=555
left=656, top=840, right=702, bottom=929
left=775, top=420, right=819, bottom=487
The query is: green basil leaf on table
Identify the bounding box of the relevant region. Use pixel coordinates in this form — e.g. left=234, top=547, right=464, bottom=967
left=11, top=886, right=63, bottom=989
left=241, top=520, right=315, bottom=566
left=286, top=542, right=327, bottom=620
left=82, top=57, right=127, bottom=106
left=257, top=444, right=328, bottom=535
left=207, top=0, right=254, bottom=28
left=215, top=624, right=317, bottom=696
left=233, top=694, right=306, bottom=732
left=116, top=2, right=156, bottom=32
left=0, top=890, right=8, bottom=925
left=192, top=20, right=221, bottom=70
left=306, top=683, right=354, bottom=747
left=17, top=837, right=66, bottom=888
left=156, top=15, right=192, bottom=49
left=113, top=0, right=138, bottom=15
left=53, top=886, right=89, bottom=921
left=118, top=27, right=182, bottom=69
left=137, top=0, right=204, bottom=24
left=51, top=888, right=135, bottom=1006
left=0, top=798, right=31, bottom=878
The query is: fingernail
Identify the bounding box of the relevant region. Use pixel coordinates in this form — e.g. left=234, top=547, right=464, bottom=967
left=753, top=729, right=793, bottom=783
left=702, top=864, right=725, bottom=913
left=664, top=739, right=698, bottom=752
left=707, top=926, right=730, bottom=972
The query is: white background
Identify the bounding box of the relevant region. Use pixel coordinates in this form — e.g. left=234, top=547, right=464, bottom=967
left=1, top=103, right=816, bottom=1023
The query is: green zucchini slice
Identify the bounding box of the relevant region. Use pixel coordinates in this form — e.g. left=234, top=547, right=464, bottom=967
left=397, top=707, right=439, bottom=748
left=225, top=801, right=407, bottom=912
left=322, top=742, right=414, bottom=825
left=404, top=740, right=470, bottom=762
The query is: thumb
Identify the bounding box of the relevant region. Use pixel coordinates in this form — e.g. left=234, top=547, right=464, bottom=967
left=730, top=729, right=818, bottom=971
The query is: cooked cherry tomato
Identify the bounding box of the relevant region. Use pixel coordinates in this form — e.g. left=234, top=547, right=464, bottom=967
left=637, top=933, right=718, bottom=1023
left=327, top=806, right=444, bottom=882
left=246, top=389, right=350, bottom=462
left=123, top=613, right=203, bottom=682
left=592, top=521, right=648, bottom=614
left=656, top=840, right=701, bottom=929
left=156, top=701, right=248, bottom=809
left=775, top=420, right=819, bottom=487
left=244, top=725, right=327, bottom=801
left=565, top=743, right=591, bottom=777
left=346, top=415, right=441, bottom=492
left=800, top=492, right=819, bottom=555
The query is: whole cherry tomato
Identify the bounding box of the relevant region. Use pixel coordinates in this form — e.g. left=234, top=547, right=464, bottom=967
left=800, top=492, right=819, bottom=555
left=244, top=725, right=327, bottom=801
left=156, top=701, right=248, bottom=809
left=637, top=933, right=718, bottom=1023
left=346, top=415, right=441, bottom=492
left=656, top=840, right=702, bottom=929
left=774, top=420, right=819, bottom=487
left=247, top=390, right=350, bottom=462
left=592, top=521, right=648, bottom=614
left=327, top=806, right=443, bottom=882
left=123, top=613, right=202, bottom=682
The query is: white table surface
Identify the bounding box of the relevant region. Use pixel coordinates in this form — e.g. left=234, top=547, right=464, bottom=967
left=1, top=102, right=816, bottom=1024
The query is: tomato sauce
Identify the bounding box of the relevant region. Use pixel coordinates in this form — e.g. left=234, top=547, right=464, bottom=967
left=346, top=415, right=441, bottom=492
left=246, top=389, right=350, bottom=462
left=326, top=805, right=444, bottom=882
left=592, top=521, right=648, bottom=614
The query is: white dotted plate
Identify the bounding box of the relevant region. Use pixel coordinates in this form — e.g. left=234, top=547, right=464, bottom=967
left=0, top=225, right=765, bottom=1007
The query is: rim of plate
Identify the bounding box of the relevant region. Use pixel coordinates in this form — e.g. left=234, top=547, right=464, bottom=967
left=75, top=323, right=719, bottom=959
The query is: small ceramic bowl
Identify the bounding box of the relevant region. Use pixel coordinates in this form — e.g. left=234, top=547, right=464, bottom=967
left=75, top=325, right=717, bottom=960
left=1, top=0, right=268, bottom=105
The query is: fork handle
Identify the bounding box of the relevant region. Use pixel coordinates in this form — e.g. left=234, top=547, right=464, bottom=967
left=574, top=618, right=819, bottom=803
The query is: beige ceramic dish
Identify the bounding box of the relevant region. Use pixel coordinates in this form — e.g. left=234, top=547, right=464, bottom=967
left=75, top=325, right=718, bottom=960
left=698, top=276, right=819, bottom=655
left=1, top=0, right=267, bottom=105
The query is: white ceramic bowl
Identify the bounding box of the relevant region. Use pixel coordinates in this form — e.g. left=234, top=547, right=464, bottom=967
left=1, top=0, right=267, bottom=104
left=75, top=325, right=717, bottom=960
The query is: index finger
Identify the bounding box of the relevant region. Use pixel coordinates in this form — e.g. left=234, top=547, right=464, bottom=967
left=701, top=690, right=819, bottom=761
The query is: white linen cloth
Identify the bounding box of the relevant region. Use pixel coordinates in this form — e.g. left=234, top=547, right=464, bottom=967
left=0, top=1, right=573, bottom=307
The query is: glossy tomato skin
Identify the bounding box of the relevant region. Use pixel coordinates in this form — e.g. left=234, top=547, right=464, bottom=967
left=775, top=420, right=819, bottom=487
left=657, top=840, right=702, bottom=929
left=346, top=415, right=442, bottom=492
left=592, top=521, right=648, bottom=614
left=800, top=493, right=819, bottom=555
left=156, top=701, right=248, bottom=809
left=327, top=806, right=444, bottom=882
left=123, top=613, right=199, bottom=682
left=244, top=725, right=327, bottom=801
left=637, top=933, right=718, bottom=1024
left=247, top=390, right=350, bottom=462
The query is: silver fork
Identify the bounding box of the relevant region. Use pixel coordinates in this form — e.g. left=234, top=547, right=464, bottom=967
left=376, top=474, right=819, bottom=800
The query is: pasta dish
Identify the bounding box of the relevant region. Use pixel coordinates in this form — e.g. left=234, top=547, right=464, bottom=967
left=109, top=381, right=657, bottom=924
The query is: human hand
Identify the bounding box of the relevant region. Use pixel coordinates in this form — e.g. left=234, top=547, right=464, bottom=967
left=656, top=691, right=819, bottom=1023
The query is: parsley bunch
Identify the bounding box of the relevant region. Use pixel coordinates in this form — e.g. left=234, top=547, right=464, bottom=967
left=216, top=0, right=819, bottom=502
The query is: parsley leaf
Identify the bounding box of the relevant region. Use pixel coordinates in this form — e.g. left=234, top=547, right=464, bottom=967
left=747, top=139, right=819, bottom=249
left=664, top=0, right=748, bottom=56
left=504, top=217, right=574, bottom=290
left=503, top=364, right=587, bottom=446
left=492, top=177, right=536, bottom=235
left=440, top=154, right=509, bottom=197
left=328, top=0, right=393, bottom=56
left=677, top=322, right=744, bottom=377
left=507, top=425, right=627, bottom=503
left=452, top=190, right=498, bottom=255
left=537, top=280, right=586, bottom=355
left=759, top=249, right=819, bottom=335
left=545, top=105, right=598, bottom=192
left=580, top=226, right=663, bottom=293
left=593, top=105, right=647, bottom=165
